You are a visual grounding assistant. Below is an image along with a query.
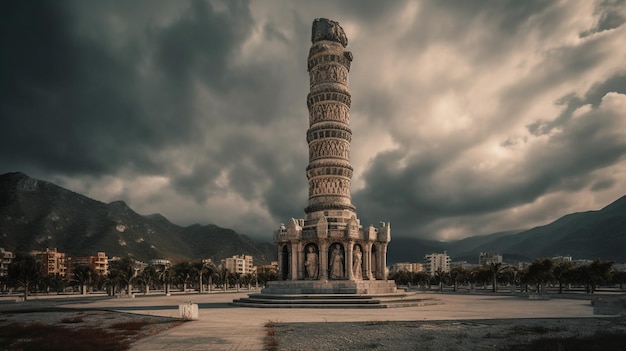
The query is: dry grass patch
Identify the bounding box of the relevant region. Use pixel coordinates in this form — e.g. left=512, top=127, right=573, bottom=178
left=0, top=311, right=183, bottom=351
left=265, top=320, right=279, bottom=351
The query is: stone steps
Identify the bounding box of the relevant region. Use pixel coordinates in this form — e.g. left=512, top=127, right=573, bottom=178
left=232, top=292, right=442, bottom=309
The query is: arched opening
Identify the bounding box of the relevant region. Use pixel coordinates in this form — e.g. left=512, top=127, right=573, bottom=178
left=281, top=245, right=290, bottom=280
left=371, top=244, right=378, bottom=279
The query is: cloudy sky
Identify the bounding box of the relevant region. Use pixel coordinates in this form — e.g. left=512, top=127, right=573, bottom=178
left=2, top=0, right=626, bottom=242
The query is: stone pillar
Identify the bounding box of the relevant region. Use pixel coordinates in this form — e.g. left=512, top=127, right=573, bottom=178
left=381, top=243, right=388, bottom=281
left=297, top=245, right=305, bottom=280
left=346, top=241, right=354, bottom=280
left=365, top=243, right=374, bottom=280
left=319, top=241, right=329, bottom=280
left=290, top=242, right=298, bottom=281
left=278, top=247, right=285, bottom=281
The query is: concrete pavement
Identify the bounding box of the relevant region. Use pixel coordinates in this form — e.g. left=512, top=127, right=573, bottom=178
left=60, top=291, right=605, bottom=351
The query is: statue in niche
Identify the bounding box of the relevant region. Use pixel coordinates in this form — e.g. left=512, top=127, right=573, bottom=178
left=352, top=245, right=362, bottom=279
left=329, top=244, right=344, bottom=279
left=304, top=246, right=318, bottom=279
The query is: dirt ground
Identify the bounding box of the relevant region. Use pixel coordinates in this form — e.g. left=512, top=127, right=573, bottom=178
left=272, top=316, right=626, bottom=351
left=0, top=307, right=181, bottom=350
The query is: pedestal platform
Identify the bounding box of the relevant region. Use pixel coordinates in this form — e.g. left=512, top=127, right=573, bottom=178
left=232, top=280, right=441, bottom=308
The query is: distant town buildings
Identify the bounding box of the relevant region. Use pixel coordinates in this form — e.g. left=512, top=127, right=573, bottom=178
left=68, top=252, right=109, bottom=277
left=388, top=262, right=424, bottom=275
left=424, top=252, right=451, bottom=276
left=551, top=256, right=573, bottom=264
left=256, top=261, right=278, bottom=276
left=479, top=252, right=503, bottom=266
left=149, top=258, right=171, bottom=269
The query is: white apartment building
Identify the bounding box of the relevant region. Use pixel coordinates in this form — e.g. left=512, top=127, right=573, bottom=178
left=424, top=252, right=451, bottom=276
left=221, top=254, right=256, bottom=275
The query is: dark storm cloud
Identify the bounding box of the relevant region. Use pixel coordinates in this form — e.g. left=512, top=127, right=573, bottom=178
left=1, top=0, right=625, bottom=240
left=1, top=1, right=143, bottom=174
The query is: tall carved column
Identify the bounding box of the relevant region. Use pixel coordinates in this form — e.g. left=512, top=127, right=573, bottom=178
left=305, top=19, right=356, bottom=224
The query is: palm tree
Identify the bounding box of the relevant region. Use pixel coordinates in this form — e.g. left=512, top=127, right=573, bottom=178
left=139, top=266, right=159, bottom=294
left=108, top=257, right=138, bottom=295
left=433, top=270, right=448, bottom=292
left=7, top=252, right=41, bottom=300
left=489, top=262, right=502, bottom=292
left=73, top=265, right=97, bottom=295
left=449, top=267, right=468, bottom=292
left=172, top=261, right=193, bottom=292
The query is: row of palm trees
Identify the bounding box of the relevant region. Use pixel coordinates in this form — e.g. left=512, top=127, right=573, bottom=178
left=390, top=258, right=626, bottom=294
left=3, top=253, right=278, bottom=300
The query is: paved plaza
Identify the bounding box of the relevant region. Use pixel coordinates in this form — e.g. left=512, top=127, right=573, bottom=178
left=59, top=291, right=605, bottom=351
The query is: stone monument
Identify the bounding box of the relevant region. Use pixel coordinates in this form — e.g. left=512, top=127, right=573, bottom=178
left=234, top=19, right=427, bottom=306
left=267, top=18, right=394, bottom=295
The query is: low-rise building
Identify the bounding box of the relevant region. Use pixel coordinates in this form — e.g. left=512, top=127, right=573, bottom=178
left=68, top=251, right=109, bottom=279
left=221, top=254, right=256, bottom=275
left=33, top=248, right=67, bottom=277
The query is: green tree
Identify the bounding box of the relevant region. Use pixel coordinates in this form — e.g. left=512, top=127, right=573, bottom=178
left=390, top=270, right=410, bottom=286
left=411, top=272, right=431, bottom=288
left=7, top=252, right=41, bottom=300
left=578, top=259, right=614, bottom=293
left=610, top=270, right=626, bottom=290
left=526, top=258, right=554, bottom=294
left=553, top=261, right=574, bottom=294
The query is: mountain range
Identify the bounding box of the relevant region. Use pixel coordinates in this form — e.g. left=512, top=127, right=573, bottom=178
left=1, top=172, right=625, bottom=265
left=389, top=195, right=626, bottom=264
left=0, top=172, right=275, bottom=264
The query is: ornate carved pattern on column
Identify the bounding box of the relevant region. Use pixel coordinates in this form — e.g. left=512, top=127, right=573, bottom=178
left=309, top=103, right=350, bottom=125
left=309, top=63, right=349, bottom=86
left=308, top=139, right=350, bottom=161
